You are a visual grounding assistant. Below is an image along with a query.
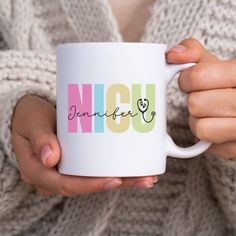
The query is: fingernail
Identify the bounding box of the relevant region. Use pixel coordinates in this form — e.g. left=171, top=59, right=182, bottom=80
left=103, top=178, right=122, bottom=190
left=153, top=176, right=158, bottom=183
left=133, top=181, right=153, bottom=189
left=167, top=45, right=187, bottom=53
left=41, top=145, right=52, bottom=165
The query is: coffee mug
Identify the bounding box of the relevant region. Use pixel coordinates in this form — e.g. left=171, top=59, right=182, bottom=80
left=56, top=43, right=211, bottom=177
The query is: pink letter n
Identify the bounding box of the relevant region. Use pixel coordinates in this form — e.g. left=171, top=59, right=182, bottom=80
left=68, top=84, right=92, bottom=132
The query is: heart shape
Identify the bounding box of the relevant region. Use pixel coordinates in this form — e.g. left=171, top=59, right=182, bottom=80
left=137, top=98, right=149, bottom=112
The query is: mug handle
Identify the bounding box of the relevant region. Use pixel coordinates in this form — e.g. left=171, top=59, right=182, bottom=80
left=165, top=63, right=211, bottom=158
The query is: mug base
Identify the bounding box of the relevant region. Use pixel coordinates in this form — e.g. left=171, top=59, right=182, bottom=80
left=57, top=168, right=166, bottom=177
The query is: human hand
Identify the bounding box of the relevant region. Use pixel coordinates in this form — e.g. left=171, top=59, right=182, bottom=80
left=167, top=38, right=236, bottom=160
left=12, top=95, right=157, bottom=197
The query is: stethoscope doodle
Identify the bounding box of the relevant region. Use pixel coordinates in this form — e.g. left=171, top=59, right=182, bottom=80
left=137, top=98, right=156, bottom=123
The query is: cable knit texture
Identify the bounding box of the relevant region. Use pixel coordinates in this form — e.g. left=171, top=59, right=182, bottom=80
left=0, top=0, right=235, bottom=236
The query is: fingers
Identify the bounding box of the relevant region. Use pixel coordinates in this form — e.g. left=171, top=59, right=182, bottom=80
left=167, top=38, right=217, bottom=64
left=35, top=176, right=158, bottom=196
left=189, top=116, right=236, bottom=143
left=166, top=38, right=236, bottom=159
left=12, top=95, right=160, bottom=196
left=16, top=135, right=157, bottom=195
left=178, top=60, right=236, bottom=92
left=121, top=176, right=158, bottom=189
left=58, top=176, right=123, bottom=196
left=57, top=175, right=158, bottom=195
left=14, top=133, right=123, bottom=195
left=208, top=141, right=236, bottom=160
left=187, top=88, right=236, bottom=144
left=187, top=88, right=236, bottom=118
left=17, top=137, right=156, bottom=195
left=166, top=38, right=236, bottom=92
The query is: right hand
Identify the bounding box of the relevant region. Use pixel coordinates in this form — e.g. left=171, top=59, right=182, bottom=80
left=12, top=95, right=157, bottom=197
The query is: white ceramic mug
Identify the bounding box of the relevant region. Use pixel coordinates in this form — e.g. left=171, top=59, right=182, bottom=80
left=56, top=43, right=211, bottom=177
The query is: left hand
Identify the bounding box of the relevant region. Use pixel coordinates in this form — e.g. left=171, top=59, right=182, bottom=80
left=12, top=95, right=157, bottom=197
left=167, top=38, right=236, bottom=160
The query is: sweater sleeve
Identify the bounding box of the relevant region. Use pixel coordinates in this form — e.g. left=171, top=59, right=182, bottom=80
left=0, top=50, right=64, bottom=235
left=0, top=50, right=57, bottom=168
left=205, top=153, right=236, bottom=233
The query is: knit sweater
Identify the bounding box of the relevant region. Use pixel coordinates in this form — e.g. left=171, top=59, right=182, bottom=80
left=0, top=0, right=236, bottom=235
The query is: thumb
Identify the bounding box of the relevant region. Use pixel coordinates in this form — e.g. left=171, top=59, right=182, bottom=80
left=31, top=129, right=61, bottom=168
left=166, top=38, right=217, bottom=64
left=24, top=96, right=61, bottom=168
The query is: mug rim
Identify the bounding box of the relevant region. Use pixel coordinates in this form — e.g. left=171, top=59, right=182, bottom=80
left=57, top=42, right=167, bottom=50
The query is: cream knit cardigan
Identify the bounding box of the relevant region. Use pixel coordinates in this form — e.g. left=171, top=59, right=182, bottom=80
left=0, top=1, right=236, bottom=236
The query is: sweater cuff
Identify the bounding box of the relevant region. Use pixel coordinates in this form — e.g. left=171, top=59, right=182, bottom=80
left=0, top=86, right=56, bottom=169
